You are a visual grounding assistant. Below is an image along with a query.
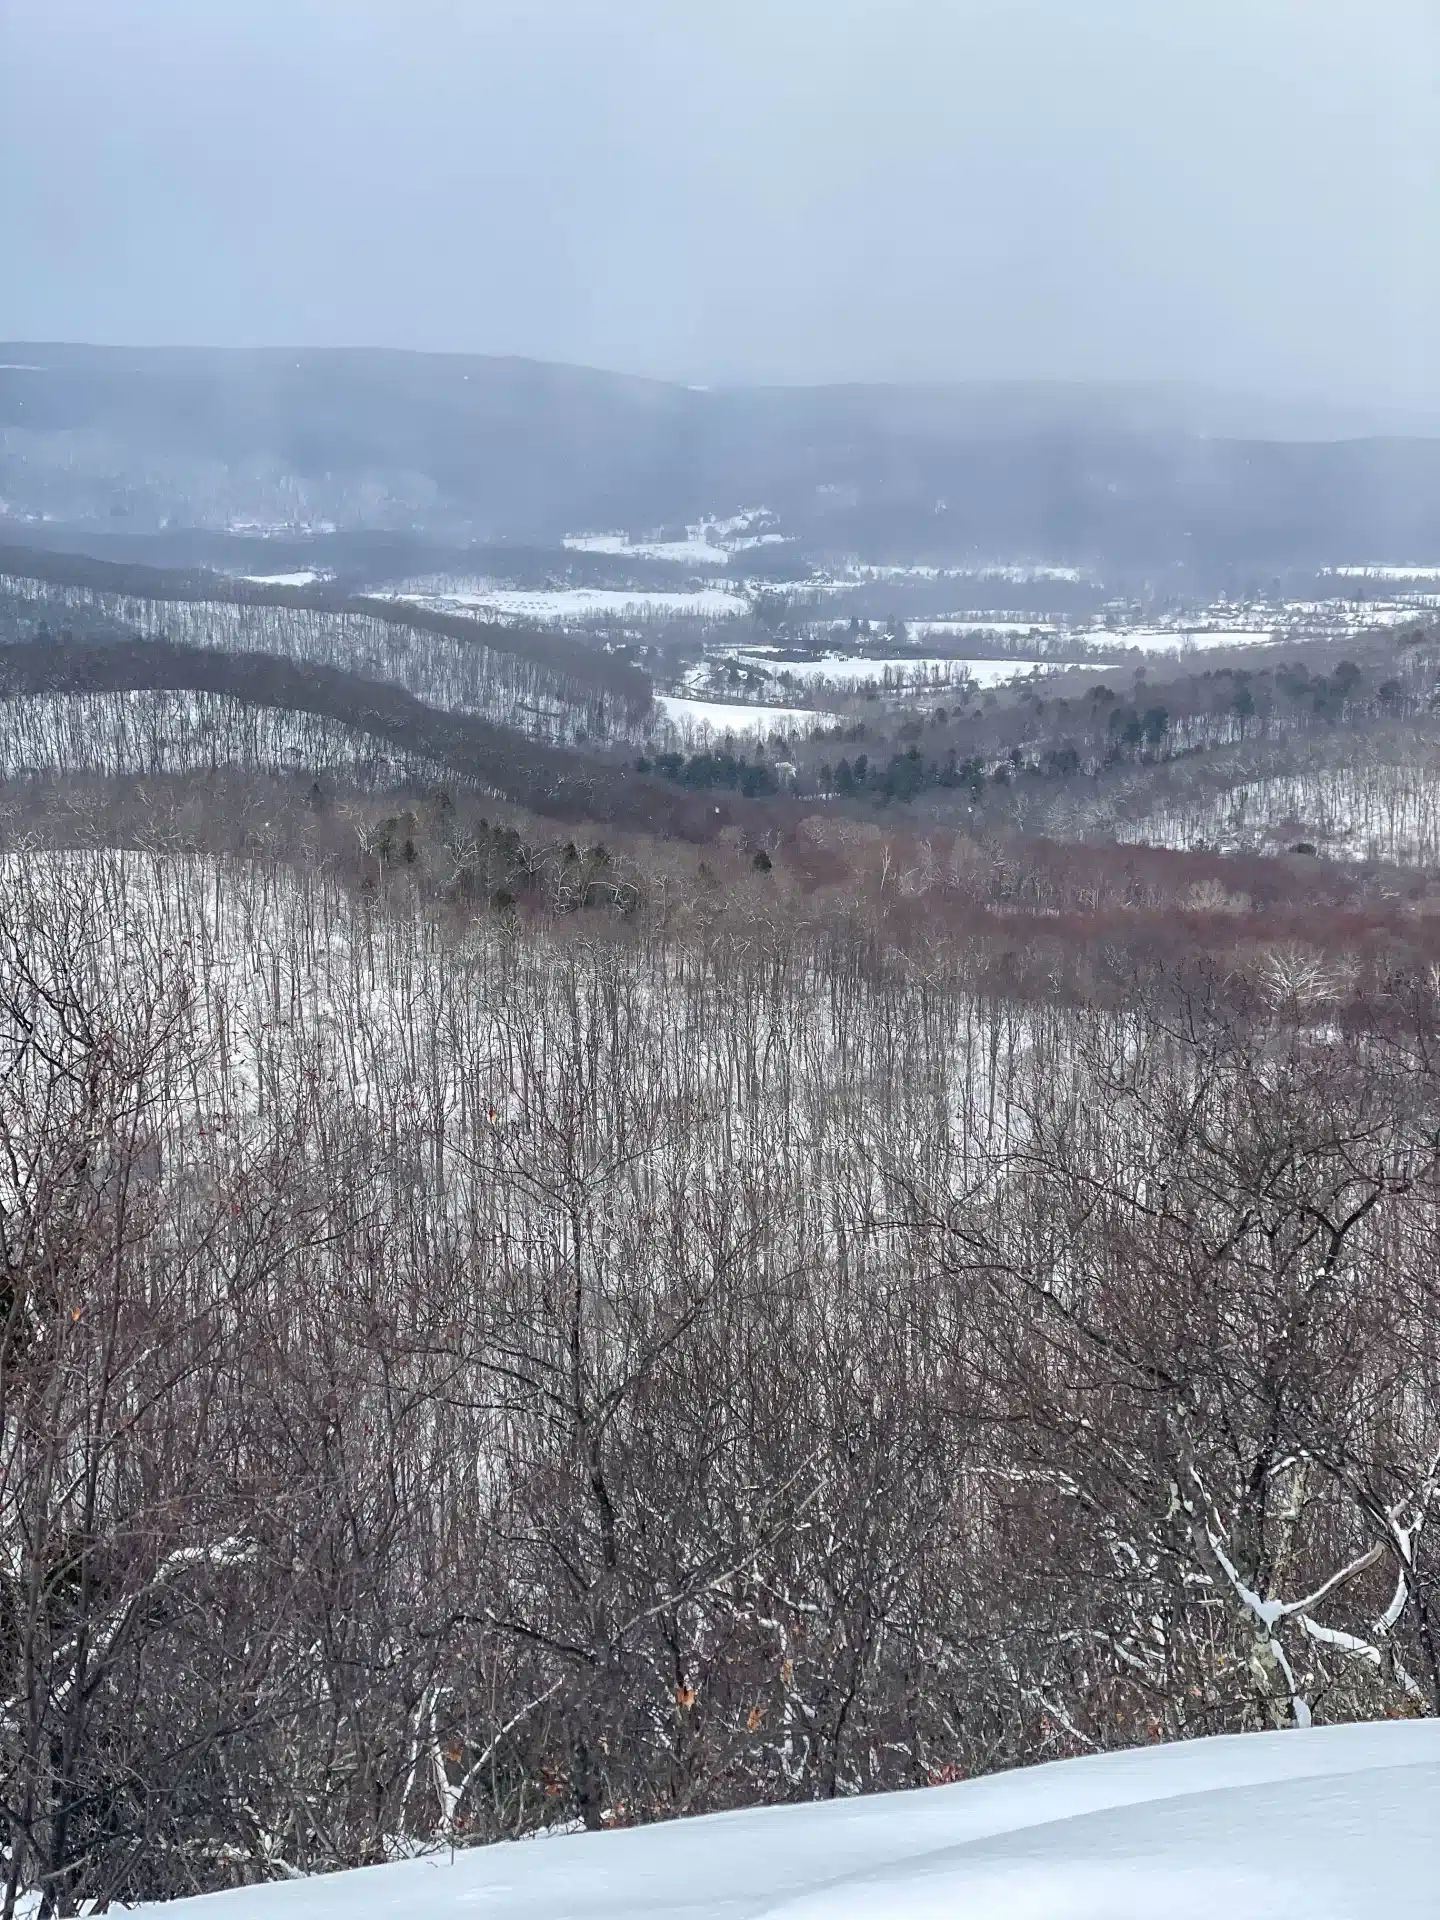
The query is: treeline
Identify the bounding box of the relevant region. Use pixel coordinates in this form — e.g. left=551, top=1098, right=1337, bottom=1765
left=637, top=747, right=782, bottom=797
left=353, top=806, right=636, bottom=915
left=0, top=845, right=1436, bottom=1910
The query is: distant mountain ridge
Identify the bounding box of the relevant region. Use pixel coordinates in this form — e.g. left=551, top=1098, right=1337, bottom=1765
left=3, top=344, right=1439, bottom=570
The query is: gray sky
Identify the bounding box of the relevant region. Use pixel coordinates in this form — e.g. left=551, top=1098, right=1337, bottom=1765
left=2, top=0, right=1437, bottom=406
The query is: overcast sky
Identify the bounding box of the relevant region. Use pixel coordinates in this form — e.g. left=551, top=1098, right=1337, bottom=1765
left=2, top=0, right=1436, bottom=406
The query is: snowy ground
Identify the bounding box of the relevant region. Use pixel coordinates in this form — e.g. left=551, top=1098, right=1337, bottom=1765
left=133, top=1721, right=1439, bottom=1920
left=1063, top=600, right=1438, bottom=648
left=730, top=653, right=1016, bottom=688
left=1295, top=598, right=1440, bottom=619
left=912, top=619, right=1060, bottom=639
left=563, top=512, right=784, bottom=568
left=652, top=693, right=837, bottom=739
left=365, top=567, right=1436, bottom=652
left=697, top=653, right=1104, bottom=694
left=1113, top=757, right=1440, bottom=867
left=225, top=519, right=338, bottom=537
left=566, top=533, right=732, bottom=566
left=374, top=584, right=750, bottom=623
left=846, top=563, right=1088, bottom=584
left=235, top=569, right=331, bottom=587
left=674, top=597, right=1432, bottom=707
left=1082, top=626, right=1279, bottom=654
left=0, top=688, right=442, bottom=786
left=1326, top=565, right=1440, bottom=582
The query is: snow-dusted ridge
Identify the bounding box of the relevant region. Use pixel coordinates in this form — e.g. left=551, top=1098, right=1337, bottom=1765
left=134, top=1723, right=1438, bottom=1920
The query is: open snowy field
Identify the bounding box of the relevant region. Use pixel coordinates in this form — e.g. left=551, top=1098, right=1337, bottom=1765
left=732, top=653, right=1000, bottom=687
left=562, top=513, right=786, bottom=567
left=565, top=532, right=732, bottom=565
left=375, top=584, right=749, bottom=622
left=846, top=563, right=1088, bottom=584
left=133, top=1722, right=1439, bottom=1920
left=724, top=653, right=1102, bottom=691
left=912, top=619, right=1060, bottom=639
left=652, top=693, right=837, bottom=739
left=1079, top=626, right=1280, bottom=654
left=1327, top=565, right=1440, bottom=582
left=235, top=569, right=331, bottom=587
left=1070, top=600, right=1437, bottom=648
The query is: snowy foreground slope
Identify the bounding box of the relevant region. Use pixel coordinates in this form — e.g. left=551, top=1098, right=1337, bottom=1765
left=139, top=1723, right=1438, bottom=1920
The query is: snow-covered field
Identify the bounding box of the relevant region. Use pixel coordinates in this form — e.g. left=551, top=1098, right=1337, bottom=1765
left=133, top=1722, right=1439, bottom=1920
left=563, top=513, right=784, bottom=568
left=908, top=601, right=1432, bottom=655
left=236, top=569, right=331, bottom=587
left=1075, top=598, right=1438, bottom=648
left=653, top=693, right=836, bottom=740
left=732, top=653, right=1000, bottom=688
left=565, top=533, right=732, bottom=566
left=674, top=595, right=1432, bottom=702
left=226, top=518, right=338, bottom=537
left=716, top=653, right=1103, bottom=692
left=912, top=619, right=1060, bottom=639
left=375, top=584, right=749, bottom=623
left=849, top=563, right=1088, bottom=584
left=1080, top=626, right=1279, bottom=654
left=1326, top=565, right=1440, bottom=582
left=1282, top=599, right=1440, bottom=623
left=665, top=652, right=1118, bottom=720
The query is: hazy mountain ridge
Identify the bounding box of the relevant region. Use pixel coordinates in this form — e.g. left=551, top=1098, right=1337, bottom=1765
left=5, top=346, right=1440, bottom=569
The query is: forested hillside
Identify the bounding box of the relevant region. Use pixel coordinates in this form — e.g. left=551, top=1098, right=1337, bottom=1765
left=0, top=544, right=1438, bottom=1906
left=9, top=0, right=1439, bottom=1901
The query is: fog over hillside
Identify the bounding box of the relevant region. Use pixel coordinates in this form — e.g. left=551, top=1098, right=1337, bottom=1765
left=5, top=346, right=1440, bottom=570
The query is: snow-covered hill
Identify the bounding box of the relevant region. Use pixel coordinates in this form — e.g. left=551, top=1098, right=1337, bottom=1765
left=138, top=1722, right=1438, bottom=1920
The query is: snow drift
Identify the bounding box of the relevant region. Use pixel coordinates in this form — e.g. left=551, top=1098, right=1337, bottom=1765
left=137, top=1721, right=1439, bottom=1920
